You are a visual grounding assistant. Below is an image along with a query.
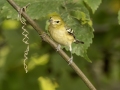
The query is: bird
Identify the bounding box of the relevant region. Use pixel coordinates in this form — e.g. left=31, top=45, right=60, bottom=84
left=48, top=15, right=84, bottom=64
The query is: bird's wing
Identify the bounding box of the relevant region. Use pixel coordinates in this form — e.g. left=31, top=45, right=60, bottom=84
left=65, top=26, right=84, bottom=44
left=65, top=26, right=76, bottom=39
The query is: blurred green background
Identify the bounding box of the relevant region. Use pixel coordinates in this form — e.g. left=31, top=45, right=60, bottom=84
left=0, top=0, right=120, bottom=90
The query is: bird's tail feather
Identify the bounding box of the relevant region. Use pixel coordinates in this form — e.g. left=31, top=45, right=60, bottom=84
left=74, top=39, right=84, bottom=44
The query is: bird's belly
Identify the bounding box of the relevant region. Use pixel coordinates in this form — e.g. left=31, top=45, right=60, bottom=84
left=50, top=30, right=69, bottom=46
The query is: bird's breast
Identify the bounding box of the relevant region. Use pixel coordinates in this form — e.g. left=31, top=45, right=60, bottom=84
left=49, top=28, right=73, bottom=46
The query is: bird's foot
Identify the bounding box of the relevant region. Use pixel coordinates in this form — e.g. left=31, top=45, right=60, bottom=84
left=68, top=56, right=73, bottom=65
left=56, top=44, right=61, bottom=51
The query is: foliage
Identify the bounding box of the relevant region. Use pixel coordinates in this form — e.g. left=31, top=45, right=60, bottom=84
left=0, top=0, right=96, bottom=62
left=83, top=0, right=102, bottom=13
left=0, top=0, right=120, bottom=90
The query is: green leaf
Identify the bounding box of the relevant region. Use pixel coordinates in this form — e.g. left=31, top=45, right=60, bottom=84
left=59, top=2, right=93, bottom=62
left=118, top=10, right=120, bottom=25
left=1, top=0, right=69, bottom=19
left=84, top=0, right=102, bottom=13
left=0, top=2, right=18, bottom=19
left=70, top=10, right=93, bottom=27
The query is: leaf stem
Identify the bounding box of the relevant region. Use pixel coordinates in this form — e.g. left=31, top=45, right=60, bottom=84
left=7, top=0, right=96, bottom=90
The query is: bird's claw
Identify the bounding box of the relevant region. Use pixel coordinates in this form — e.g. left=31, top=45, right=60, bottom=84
left=56, top=44, right=61, bottom=51
left=68, top=56, right=73, bottom=65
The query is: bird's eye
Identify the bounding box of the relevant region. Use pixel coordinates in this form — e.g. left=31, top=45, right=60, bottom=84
left=56, top=21, right=60, bottom=23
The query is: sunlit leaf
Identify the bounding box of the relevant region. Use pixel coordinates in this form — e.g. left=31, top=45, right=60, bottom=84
left=38, top=77, right=58, bottom=90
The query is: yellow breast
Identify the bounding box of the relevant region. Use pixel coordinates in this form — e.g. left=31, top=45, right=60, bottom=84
left=48, top=27, right=74, bottom=46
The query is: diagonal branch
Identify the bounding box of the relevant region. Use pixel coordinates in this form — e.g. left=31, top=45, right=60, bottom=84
left=7, top=0, right=96, bottom=90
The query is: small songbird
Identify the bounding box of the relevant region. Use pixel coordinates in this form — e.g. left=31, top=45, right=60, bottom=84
left=48, top=15, right=84, bottom=64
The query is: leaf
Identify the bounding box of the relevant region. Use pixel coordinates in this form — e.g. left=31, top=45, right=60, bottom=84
left=59, top=2, right=93, bottom=62
left=38, top=77, right=58, bottom=90
left=84, top=0, right=102, bottom=13
left=1, top=0, right=69, bottom=19
left=70, top=10, right=93, bottom=27
left=1, top=2, right=18, bottom=19
left=118, top=10, right=120, bottom=25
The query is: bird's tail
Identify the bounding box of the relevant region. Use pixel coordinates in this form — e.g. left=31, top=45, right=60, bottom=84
left=74, top=39, right=84, bottom=44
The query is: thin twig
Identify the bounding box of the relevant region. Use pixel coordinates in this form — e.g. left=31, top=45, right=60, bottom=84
left=7, top=0, right=96, bottom=90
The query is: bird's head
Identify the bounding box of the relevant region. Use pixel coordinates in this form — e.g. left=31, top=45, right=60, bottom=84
left=49, top=15, right=64, bottom=27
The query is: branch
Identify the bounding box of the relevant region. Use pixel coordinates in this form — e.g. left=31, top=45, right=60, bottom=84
left=7, top=0, right=96, bottom=90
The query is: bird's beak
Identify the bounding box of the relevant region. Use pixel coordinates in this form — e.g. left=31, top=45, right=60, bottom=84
left=49, top=19, right=51, bottom=22
left=49, top=19, right=52, bottom=22
left=49, top=17, right=53, bottom=22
